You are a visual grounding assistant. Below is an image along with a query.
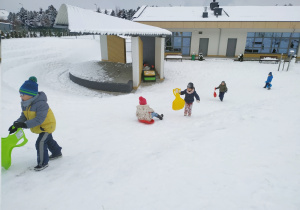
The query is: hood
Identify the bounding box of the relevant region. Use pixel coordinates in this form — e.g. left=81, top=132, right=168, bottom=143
left=21, top=91, right=47, bottom=108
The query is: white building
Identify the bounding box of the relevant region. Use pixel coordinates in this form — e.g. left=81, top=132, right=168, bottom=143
left=133, top=3, right=300, bottom=59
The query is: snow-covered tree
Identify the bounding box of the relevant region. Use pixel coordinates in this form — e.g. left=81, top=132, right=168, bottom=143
left=45, top=5, right=57, bottom=27
left=17, top=7, right=28, bottom=27
left=110, top=10, right=116, bottom=16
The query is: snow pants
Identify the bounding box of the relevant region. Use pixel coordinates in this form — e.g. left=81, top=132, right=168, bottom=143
left=184, top=102, right=193, bottom=116
left=219, top=92, right=225, bottom=101
left=36, top=132, right=62, bottom=166
left=151, top=112, right=159, bottom=118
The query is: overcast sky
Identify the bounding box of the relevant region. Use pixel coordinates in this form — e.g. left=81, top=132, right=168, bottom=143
left=2, top=0, right=300, bottom=13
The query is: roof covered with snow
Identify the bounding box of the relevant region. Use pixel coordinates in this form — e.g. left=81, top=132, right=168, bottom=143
left=133, top=6, right=300, bottom=22
left=0, top=9, right=9, bottom=20
left=54, top=4, right=171, bottom=36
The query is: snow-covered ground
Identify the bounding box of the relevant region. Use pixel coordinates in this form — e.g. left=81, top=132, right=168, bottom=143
left=1, top=36, right=300, bottom=210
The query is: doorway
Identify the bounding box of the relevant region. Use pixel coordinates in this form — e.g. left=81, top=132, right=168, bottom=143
left=199, top=38, right=209, bottom=56
left=226, top=38, right=237, bottom=57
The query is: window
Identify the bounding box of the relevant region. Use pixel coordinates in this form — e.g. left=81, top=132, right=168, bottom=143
left=165, top=32, right=192, bottom=55
left=244, top=32, right=300, bottom=55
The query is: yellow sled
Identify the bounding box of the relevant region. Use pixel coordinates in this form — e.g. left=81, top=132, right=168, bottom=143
left=1, top=128, right=28, bottom=170
left=172, top=88, right=185, bottom=110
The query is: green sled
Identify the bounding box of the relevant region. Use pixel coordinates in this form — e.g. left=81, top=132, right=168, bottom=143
left=1, top=128, right=28, bottom=170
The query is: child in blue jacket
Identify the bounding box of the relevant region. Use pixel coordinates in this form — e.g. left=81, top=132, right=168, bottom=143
left=264, top=72, right=273, bottom=90
left=179, top=82, right=200, bottom=116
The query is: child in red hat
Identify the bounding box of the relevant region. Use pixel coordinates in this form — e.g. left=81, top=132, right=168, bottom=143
left=136, top=96, right=163, bottom=122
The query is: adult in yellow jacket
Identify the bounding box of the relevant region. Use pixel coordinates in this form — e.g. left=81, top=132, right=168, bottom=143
left=8, top=76, right=62, bottom=171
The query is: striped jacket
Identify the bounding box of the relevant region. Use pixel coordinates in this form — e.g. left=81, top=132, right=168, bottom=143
left=17, top=92, right=56, bottom=134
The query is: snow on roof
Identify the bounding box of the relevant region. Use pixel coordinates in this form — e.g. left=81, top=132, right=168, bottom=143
left=133, top=6, right=300, bottom=22
left=54, top=4, right=171, bottom=36
left=0, top=9, right=9, bottom=20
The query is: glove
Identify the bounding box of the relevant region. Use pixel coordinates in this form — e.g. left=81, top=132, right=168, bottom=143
left=196, top=100, right=200, bottom=103
left=13, top=121, right=27, bottom=129
left=8, top=125, right=18, bottom=134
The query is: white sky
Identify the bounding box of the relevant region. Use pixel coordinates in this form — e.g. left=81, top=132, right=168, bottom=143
left=2, top=0, right=300, bottom=13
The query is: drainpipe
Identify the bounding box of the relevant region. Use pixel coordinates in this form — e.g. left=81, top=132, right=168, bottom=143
left=217, top=28, right=222, bottom=56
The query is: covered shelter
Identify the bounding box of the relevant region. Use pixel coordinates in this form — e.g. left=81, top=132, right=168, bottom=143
left=54, top=4, right=171, bottom=92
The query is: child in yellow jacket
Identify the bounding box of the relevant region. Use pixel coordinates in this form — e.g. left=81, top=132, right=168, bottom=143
left=8, top=76, right=62, bottom=171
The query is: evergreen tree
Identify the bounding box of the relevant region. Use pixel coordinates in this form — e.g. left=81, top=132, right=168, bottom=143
left=17, top=7, right=28, bottom=27
left=104, top=9, right=108, bottom=15
left=26, top=11, right=35, bottom=28
left=97, top=8, right=101, bottom=13
left=110, top=10, right=116, bottom=16
left=127, top=9, right=136, bottom=20
left=22, top=30, right=27, bottom=38
left=45, top=5, right=57, bottom=27
left=14, top=31, right=18, bottom=38
left=6, top=32, right=11, bottom=39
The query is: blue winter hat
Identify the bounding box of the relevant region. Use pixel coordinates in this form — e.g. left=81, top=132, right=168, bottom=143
left=269, top=72, right=272, bottom=75
left=19, top=76, right=38, bottom=96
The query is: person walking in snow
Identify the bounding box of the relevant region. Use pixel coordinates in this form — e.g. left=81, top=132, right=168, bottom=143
left=136, top=96, right=163, bottom=122
left=264, top=72, right=273, bottom=90
left=179, top=82, right=200, bottom=116
left=8, top=76, right=62, bottom=171
left=215, top=81, right=228, bottom=102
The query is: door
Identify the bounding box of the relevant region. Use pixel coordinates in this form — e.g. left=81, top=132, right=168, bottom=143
left=199, top=38, right=209, bottom=56
left=182, top=37, right=191, bottom=55
left=226, top=38, right=237, bottom=57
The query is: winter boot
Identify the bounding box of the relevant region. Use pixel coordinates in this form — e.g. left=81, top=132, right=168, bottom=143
left=157, top=114, right=163, bottom=120
left=34, top=163, right=49, bottom=171
left=49, top=153, right=62, bottom=160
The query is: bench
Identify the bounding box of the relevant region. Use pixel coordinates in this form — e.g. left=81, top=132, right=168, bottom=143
left=259, top=56, right=279, bottom=64
left=165, top=54, right=183, bottom=62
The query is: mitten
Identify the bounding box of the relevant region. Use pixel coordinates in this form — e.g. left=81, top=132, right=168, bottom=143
left=196, top=100, right=200, bottom=103
left=8, top=125, right=18, bottom=134
left=13, top=121, right=27, bottom=128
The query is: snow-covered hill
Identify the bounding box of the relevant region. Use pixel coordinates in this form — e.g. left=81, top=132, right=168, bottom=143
left=1, top=36, right=300, bottom=210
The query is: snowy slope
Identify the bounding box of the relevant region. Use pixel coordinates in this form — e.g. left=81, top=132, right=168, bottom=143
left=1, top=36, right=300, bottom=210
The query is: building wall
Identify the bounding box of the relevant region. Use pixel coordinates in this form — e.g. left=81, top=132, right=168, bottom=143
left=132, top=36, right=144, bottom=89
left=137, top=21, right=300, bottom=57
left=107, top=35, right=126, bottom=63
left=100, top=35, right=108, bottom=61
left=0, top=22, right=12, bottom=32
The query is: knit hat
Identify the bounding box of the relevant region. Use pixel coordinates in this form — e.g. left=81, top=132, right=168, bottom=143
left=187, top=82, right=194, bottom=89
left=139, top=96, right=147, bottom=105
left=19, top=76, right=38, bottom=96
left=269, top=72, right=272, bottom=75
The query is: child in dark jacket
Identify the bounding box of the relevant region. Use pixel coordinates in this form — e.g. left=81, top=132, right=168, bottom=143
left=8, top=76, right=62, bottom=171
left=215, top=81, right=228, bottom=101
left=264, top=72, right=273, bottom=90
left=179, top=82, right=200, bottom=116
